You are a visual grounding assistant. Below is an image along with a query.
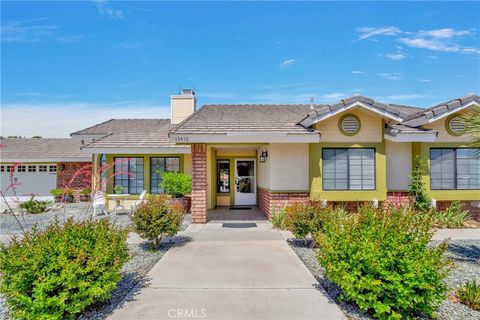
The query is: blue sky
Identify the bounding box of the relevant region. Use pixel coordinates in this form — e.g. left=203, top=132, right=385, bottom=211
left=1, top=1, right=479, bottom=137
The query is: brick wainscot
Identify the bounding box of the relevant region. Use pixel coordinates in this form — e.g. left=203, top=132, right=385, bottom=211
left=257, top=187, right=310, bottom=220
left=57, top=162, right=92, bottom=201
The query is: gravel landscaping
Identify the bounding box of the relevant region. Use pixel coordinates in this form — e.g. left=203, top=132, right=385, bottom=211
left=289, top=239, right=480, bottom=320
left=0, top=203, right=192, bottom=320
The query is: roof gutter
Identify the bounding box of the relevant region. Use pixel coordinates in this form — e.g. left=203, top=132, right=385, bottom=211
left=170, top=132, right=320, bottom=143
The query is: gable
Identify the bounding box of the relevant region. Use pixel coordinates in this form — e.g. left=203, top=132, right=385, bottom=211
left=314, top=108, right=383, bottom=143
left=423, top=109, right=474, bottom=142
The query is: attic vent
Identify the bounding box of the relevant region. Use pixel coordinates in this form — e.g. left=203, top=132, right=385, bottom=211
left=448, top=116, right=466, bottom=135
left=340, top=115, right=360, bottom=136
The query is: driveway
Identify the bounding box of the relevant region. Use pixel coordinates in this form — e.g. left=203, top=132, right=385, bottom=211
left=109, top=210, right=345, bottom=320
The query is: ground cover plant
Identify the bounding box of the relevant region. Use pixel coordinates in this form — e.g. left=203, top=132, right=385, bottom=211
left=456, top=280, right=480, bottom=311
left=18, top=196, right=50, bottom=214
left=431, top=201, right=471, bottom=228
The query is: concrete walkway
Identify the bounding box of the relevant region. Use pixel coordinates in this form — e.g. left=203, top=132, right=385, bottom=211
left=432, top=228, right=480, bottom=240
left=109, top=209, right=345, bottom=320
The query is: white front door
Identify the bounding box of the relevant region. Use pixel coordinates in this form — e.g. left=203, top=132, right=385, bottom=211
left=234, top=159, right=256, bottom=205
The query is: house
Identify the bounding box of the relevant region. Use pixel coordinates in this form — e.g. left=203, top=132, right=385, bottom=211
left=75, top=90, right=479, bottom=222
left=0, top=138, right=92, bottom=202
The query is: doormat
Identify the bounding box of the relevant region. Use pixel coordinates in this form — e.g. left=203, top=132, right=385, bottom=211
left=223, top=222, right=257, bottom=228
left=228, top=206, right=252, bottom=210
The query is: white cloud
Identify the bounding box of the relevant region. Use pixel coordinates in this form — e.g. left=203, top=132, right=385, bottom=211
left=1, top=18, right=58, bottom=42
left=279, top=59, right=299, bottom=68
left=386, top=52, right=406, bottom=61
left=1, top=102, right=169, bottom=138
left=351, top=70, right=365, bottom=74
left=417, top=28, right=471, bottom=39
left=322, top=93, right=345, bottom=100
left=377, top=73, right=402, bottom=81
left=398, top=37, right=460, bottom=52
left=93, top=0, right=124, bottom=19
left=418, top=79, right=432, bottom=82
left=355, top=26, right=401, bottom=41
left=386, top=94, right=426, bottom=100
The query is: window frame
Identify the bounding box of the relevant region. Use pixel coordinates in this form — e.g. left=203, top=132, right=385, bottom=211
left=430, top=147, right=480, bottom=190
left=113, top=157, right=145, bottom=195
left=149, top=156, right=181, bottom=194
left=217, top=159, right=231, bottom=194
left=28, top=165, right=37, bottom=172
left=322, top=147, right=376, bottom=191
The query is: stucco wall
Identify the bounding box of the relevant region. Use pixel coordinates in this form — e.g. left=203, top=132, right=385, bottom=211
left=314, top=108, right=383, bottom=143
left=423, top=113, right=472, bottom=142
left=386, top=141, right=412, bottom=191
left=256, top=144, right=309, bottom=191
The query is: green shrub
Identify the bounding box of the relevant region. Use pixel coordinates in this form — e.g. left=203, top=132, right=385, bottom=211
left=431, top=201, right=471, bottom=228
left=49, top=188, right=63, bottom=197
left=271, top=206, right=286, bottom=230
left=316, top=205, right=450, bottom=319
left=284, top=202, right=326, bottom=239
left=114, top=184, right=123, bottom=194
left=409, top=156, right=432, bottom=212
left=80, top=187, right=91, bottom=195
left=160, top=171, right=192, bottom=197
left=456, top=279, right=480, bottom=311
left=131, top=195, right=184, bottom=248
left=19, top=196, right=50, bottom=214
left=0, top=218, right=129, bottom=320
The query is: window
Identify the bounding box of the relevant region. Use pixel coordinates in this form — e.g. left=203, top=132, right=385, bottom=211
left=39, top=165, right=47, bottom=172
left=114, top=158, right=144, bottom=194
left=17, top=165, right=26, bottom=172
left=447, top=116, right=466, bottom=136
left=28, top=165, right=37, bottom=172
left=0, top=166, right=4, bottom=172
left=5, top=165, right=12, bottom=173
left=430, top=148, right=479, bottom=190
left=150, top=157, right=180, bottom=194
left=339, top=114, right=360, bottom=136
left=49, top=165, right=57, bottom=172
left=217, top=160, right=230, bottom=193
left=322, top=148, right=375, bottom=190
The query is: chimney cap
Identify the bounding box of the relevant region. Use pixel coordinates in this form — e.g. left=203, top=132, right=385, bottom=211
left=181, top=88, right=194, bottom=95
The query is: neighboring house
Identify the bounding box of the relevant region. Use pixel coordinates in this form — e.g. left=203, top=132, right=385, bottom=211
left=0, top=138, right=91, bottom=201
left=74, top=90, right=479, bottom=222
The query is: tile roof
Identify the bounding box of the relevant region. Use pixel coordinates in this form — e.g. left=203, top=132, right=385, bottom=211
left=300, top=95, right=422, bottom=126
left=403, top=94, right=480, bottom=123
left=72, top=119, right=171, bottom=135
left=172, top=104, right=318, bottom=134
left=80, top=119, right=181, bottom=149
left=0, top=138, right=90, bottom=162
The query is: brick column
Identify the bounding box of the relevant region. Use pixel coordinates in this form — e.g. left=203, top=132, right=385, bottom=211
left=191, top=144, right=208, bottom=223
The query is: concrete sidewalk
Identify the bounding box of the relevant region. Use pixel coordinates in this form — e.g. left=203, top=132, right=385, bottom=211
left=109, top=219, right=345, bottom=320
left=432, top=228, right=480, bottom=240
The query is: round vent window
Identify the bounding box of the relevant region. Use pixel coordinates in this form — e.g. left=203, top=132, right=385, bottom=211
left=447, top=115, right=466, bottom=136
left=339, top=114, right=360, bottom=136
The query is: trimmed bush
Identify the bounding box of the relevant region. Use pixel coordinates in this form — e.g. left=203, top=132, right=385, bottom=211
left=409, top=156, right=432, bottom=212
left=316, top=205, right=450, bottom=319
left=456, top=279, right=480, bottom=311
left=0, top=218, right=129, bottom=320
left=284, top=202, right=332, bottom=239
left=160, top=171, right=192, bottom=197
left=431, top=201, right=471, bottom=228
left=131, top=195, right=184, bottom=248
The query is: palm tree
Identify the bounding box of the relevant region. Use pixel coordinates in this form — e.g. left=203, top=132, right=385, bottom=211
left=463, top=107, right=480, bottom=148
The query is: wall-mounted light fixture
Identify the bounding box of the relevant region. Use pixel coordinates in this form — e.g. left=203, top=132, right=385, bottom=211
left=60, top=164, right=66, bottom=171
left=260, top=149, right=268, bottom=163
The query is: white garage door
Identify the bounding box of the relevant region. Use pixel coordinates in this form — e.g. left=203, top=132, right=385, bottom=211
left=1, top=164, right=57, bottom=197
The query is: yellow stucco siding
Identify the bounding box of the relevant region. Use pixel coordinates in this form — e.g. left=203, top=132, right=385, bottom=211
left=314, top=108, right=383, bottom=143
left=423, top=110, right=473, bottom=143
left=309, top=142, right=387, bottom=201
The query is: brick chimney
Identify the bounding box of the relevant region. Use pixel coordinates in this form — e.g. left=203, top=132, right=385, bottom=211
left=171, top=89, right=196, bottom=124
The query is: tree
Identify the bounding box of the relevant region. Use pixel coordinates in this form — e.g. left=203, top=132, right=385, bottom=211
left=463, top=107, right=480, bottom=148
left=409, top=156, right=431, bottom=212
